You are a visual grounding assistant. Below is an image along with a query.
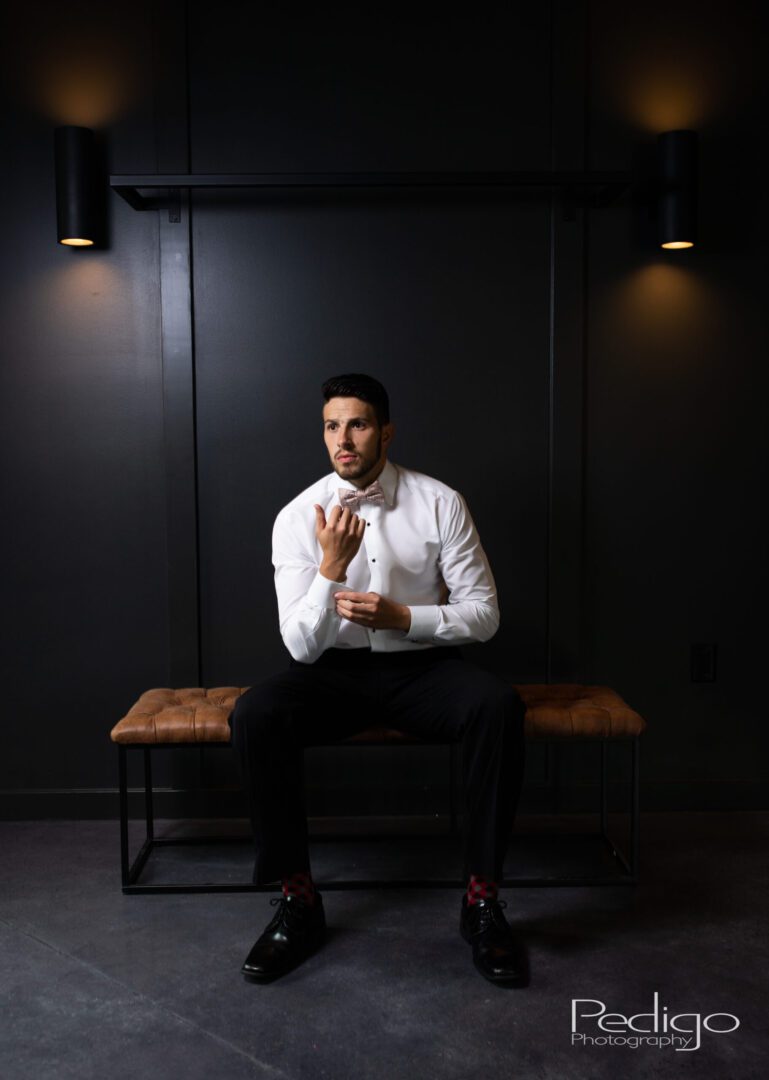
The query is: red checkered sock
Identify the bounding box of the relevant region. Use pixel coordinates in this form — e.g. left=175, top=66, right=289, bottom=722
left=281, top=870, right=317, bottom=906
left=466, top=874, right=499, bottom=905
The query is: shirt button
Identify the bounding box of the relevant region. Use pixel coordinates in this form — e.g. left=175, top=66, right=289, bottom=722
left=371, top=558, right=376, bottom=562
left=367, top=522, right=371, bottom=527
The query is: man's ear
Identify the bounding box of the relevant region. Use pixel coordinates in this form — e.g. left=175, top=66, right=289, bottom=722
left=382, top=422, right=394, bottom=447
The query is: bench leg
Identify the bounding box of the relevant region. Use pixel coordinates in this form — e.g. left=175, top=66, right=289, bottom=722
left=116, top=736, right=642, bottom=892
left=144, top=748, right=154, bottom=842
left=119, top=745, right=130, bottom=887
left=597, top=736, right=640, bottom=883
left=631, top=734, right=640, bottom=878
left=118, top=746, right=156, bottom=891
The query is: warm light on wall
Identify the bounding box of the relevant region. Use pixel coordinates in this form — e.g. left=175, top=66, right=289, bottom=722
left=600, top=262, right=722, bottom=374
left=12, top=23, right=142, bottom=128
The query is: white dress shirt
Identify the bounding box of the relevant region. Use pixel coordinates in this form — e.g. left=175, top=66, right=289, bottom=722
left=272, top=459, right=500, bottom=663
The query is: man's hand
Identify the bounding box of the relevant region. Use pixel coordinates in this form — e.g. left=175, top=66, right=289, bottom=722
left=334, top=591, right=412, bottom=632
left=315, top=504, right=366, bottom=582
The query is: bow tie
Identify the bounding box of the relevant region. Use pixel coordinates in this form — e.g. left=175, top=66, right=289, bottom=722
left=338, top=479, right=386, bottom=511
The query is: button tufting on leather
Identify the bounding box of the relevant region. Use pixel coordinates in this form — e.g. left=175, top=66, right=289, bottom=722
left=110, top=685, right=644, bottom=746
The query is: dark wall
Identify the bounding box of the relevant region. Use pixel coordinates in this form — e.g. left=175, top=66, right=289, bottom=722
left=0, top=2, right=169, bottom=808
left=189, top=4, right=552, bottom=686
left=0, top=1, right=766, bottom=818
left=584, top=0, right=769, bottom=807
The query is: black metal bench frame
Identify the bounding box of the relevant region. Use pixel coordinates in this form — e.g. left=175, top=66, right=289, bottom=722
left=117, top=734, right=641, bottom=893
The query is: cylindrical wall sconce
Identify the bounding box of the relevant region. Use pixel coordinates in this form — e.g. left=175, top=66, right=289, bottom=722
left=657, top=130, right=698, bottom=250
left=55, top=126, right=97, bottom=246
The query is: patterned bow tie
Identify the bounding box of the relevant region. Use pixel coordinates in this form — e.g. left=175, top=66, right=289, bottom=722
left=338, top=479, right=386, bottom=511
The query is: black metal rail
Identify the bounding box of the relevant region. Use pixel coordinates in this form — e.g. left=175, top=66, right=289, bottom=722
left=110, top=170, right=632, bottom=218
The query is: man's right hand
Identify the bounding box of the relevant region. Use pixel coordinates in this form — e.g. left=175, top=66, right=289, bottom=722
left=314, top=504, right=366, bottom=582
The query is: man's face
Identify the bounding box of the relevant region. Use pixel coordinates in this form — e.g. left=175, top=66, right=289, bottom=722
left=322, top=396, right=393, bottom=488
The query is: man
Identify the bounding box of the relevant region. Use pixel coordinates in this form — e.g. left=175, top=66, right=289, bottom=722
left=229, top=373, right=527, bottom=986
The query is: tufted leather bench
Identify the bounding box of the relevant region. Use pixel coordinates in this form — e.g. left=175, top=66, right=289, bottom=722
left=111, top=684, right=646, bottom=893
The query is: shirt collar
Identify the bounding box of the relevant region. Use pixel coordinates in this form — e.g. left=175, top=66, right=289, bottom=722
left=328, top=458, right=398, bottom=507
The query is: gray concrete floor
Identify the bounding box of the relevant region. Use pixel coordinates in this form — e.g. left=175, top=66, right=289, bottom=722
left=0, top=812, right=767, bottom=1080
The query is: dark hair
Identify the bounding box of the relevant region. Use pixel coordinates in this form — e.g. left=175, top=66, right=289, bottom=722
left=321, top=373, right=390, bottom=426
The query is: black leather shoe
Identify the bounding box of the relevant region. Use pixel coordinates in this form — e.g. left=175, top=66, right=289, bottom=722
left=241, top=893, right=326, bottom=982
left=460, top=895, right=528, bottom=986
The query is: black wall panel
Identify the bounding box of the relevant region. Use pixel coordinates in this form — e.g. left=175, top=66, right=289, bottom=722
left=192, top=196, right=550, bottom=685
left=188, top=5, right=554, bottom=689
left=0, top=1, right=167, bottom=801
left=187, top=7, right=551, bottom=173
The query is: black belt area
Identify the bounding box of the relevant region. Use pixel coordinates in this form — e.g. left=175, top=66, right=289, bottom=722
left=290, top=646, right=463, bottom=669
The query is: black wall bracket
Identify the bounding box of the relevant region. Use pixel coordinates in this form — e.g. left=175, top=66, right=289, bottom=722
left=110, top=171, right=632, bottom=223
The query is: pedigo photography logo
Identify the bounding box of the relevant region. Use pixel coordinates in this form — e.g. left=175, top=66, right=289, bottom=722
left=571, top=992, right=740, bottom=1052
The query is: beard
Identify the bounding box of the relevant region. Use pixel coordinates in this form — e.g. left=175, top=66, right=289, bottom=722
left=334, top=434, right=382, bottom=482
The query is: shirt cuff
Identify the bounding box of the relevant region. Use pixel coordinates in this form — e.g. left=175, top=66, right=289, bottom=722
left=306, top=570, right=346, bottom=610
left=405, top=605, right=440, bottom=642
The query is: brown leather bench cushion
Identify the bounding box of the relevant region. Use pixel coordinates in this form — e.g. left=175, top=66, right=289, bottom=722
left=516, top=683, right=646, bottom=739
left=110, top=687, right=245, bottom=744
left=110, top=683, right=645, bottom=745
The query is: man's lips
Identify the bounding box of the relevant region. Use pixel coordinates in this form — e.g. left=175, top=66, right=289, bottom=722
left=337, top=454, right=357, bottom=462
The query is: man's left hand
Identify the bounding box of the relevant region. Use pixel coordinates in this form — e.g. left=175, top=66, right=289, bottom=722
left=334, top=591, right=411, bottom=632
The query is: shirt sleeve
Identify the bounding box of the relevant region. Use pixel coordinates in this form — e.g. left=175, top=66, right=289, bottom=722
left=272, top=509, right=345, bottom=663
left=404, top=490, right=500, bottom=646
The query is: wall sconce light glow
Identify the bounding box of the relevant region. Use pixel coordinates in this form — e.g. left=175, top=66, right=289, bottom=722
left=619, top=68, right=711, bottom=135
left=21, top=27, right=142, bottom=128
left=55, top=126, right=97, bottom=248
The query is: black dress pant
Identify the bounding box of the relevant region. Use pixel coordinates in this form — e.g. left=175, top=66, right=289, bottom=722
left=228, top=646, right=526, bottom=884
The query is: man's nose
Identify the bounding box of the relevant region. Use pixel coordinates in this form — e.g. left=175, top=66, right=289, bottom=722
left=337, top=428, right=353, bottom=446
